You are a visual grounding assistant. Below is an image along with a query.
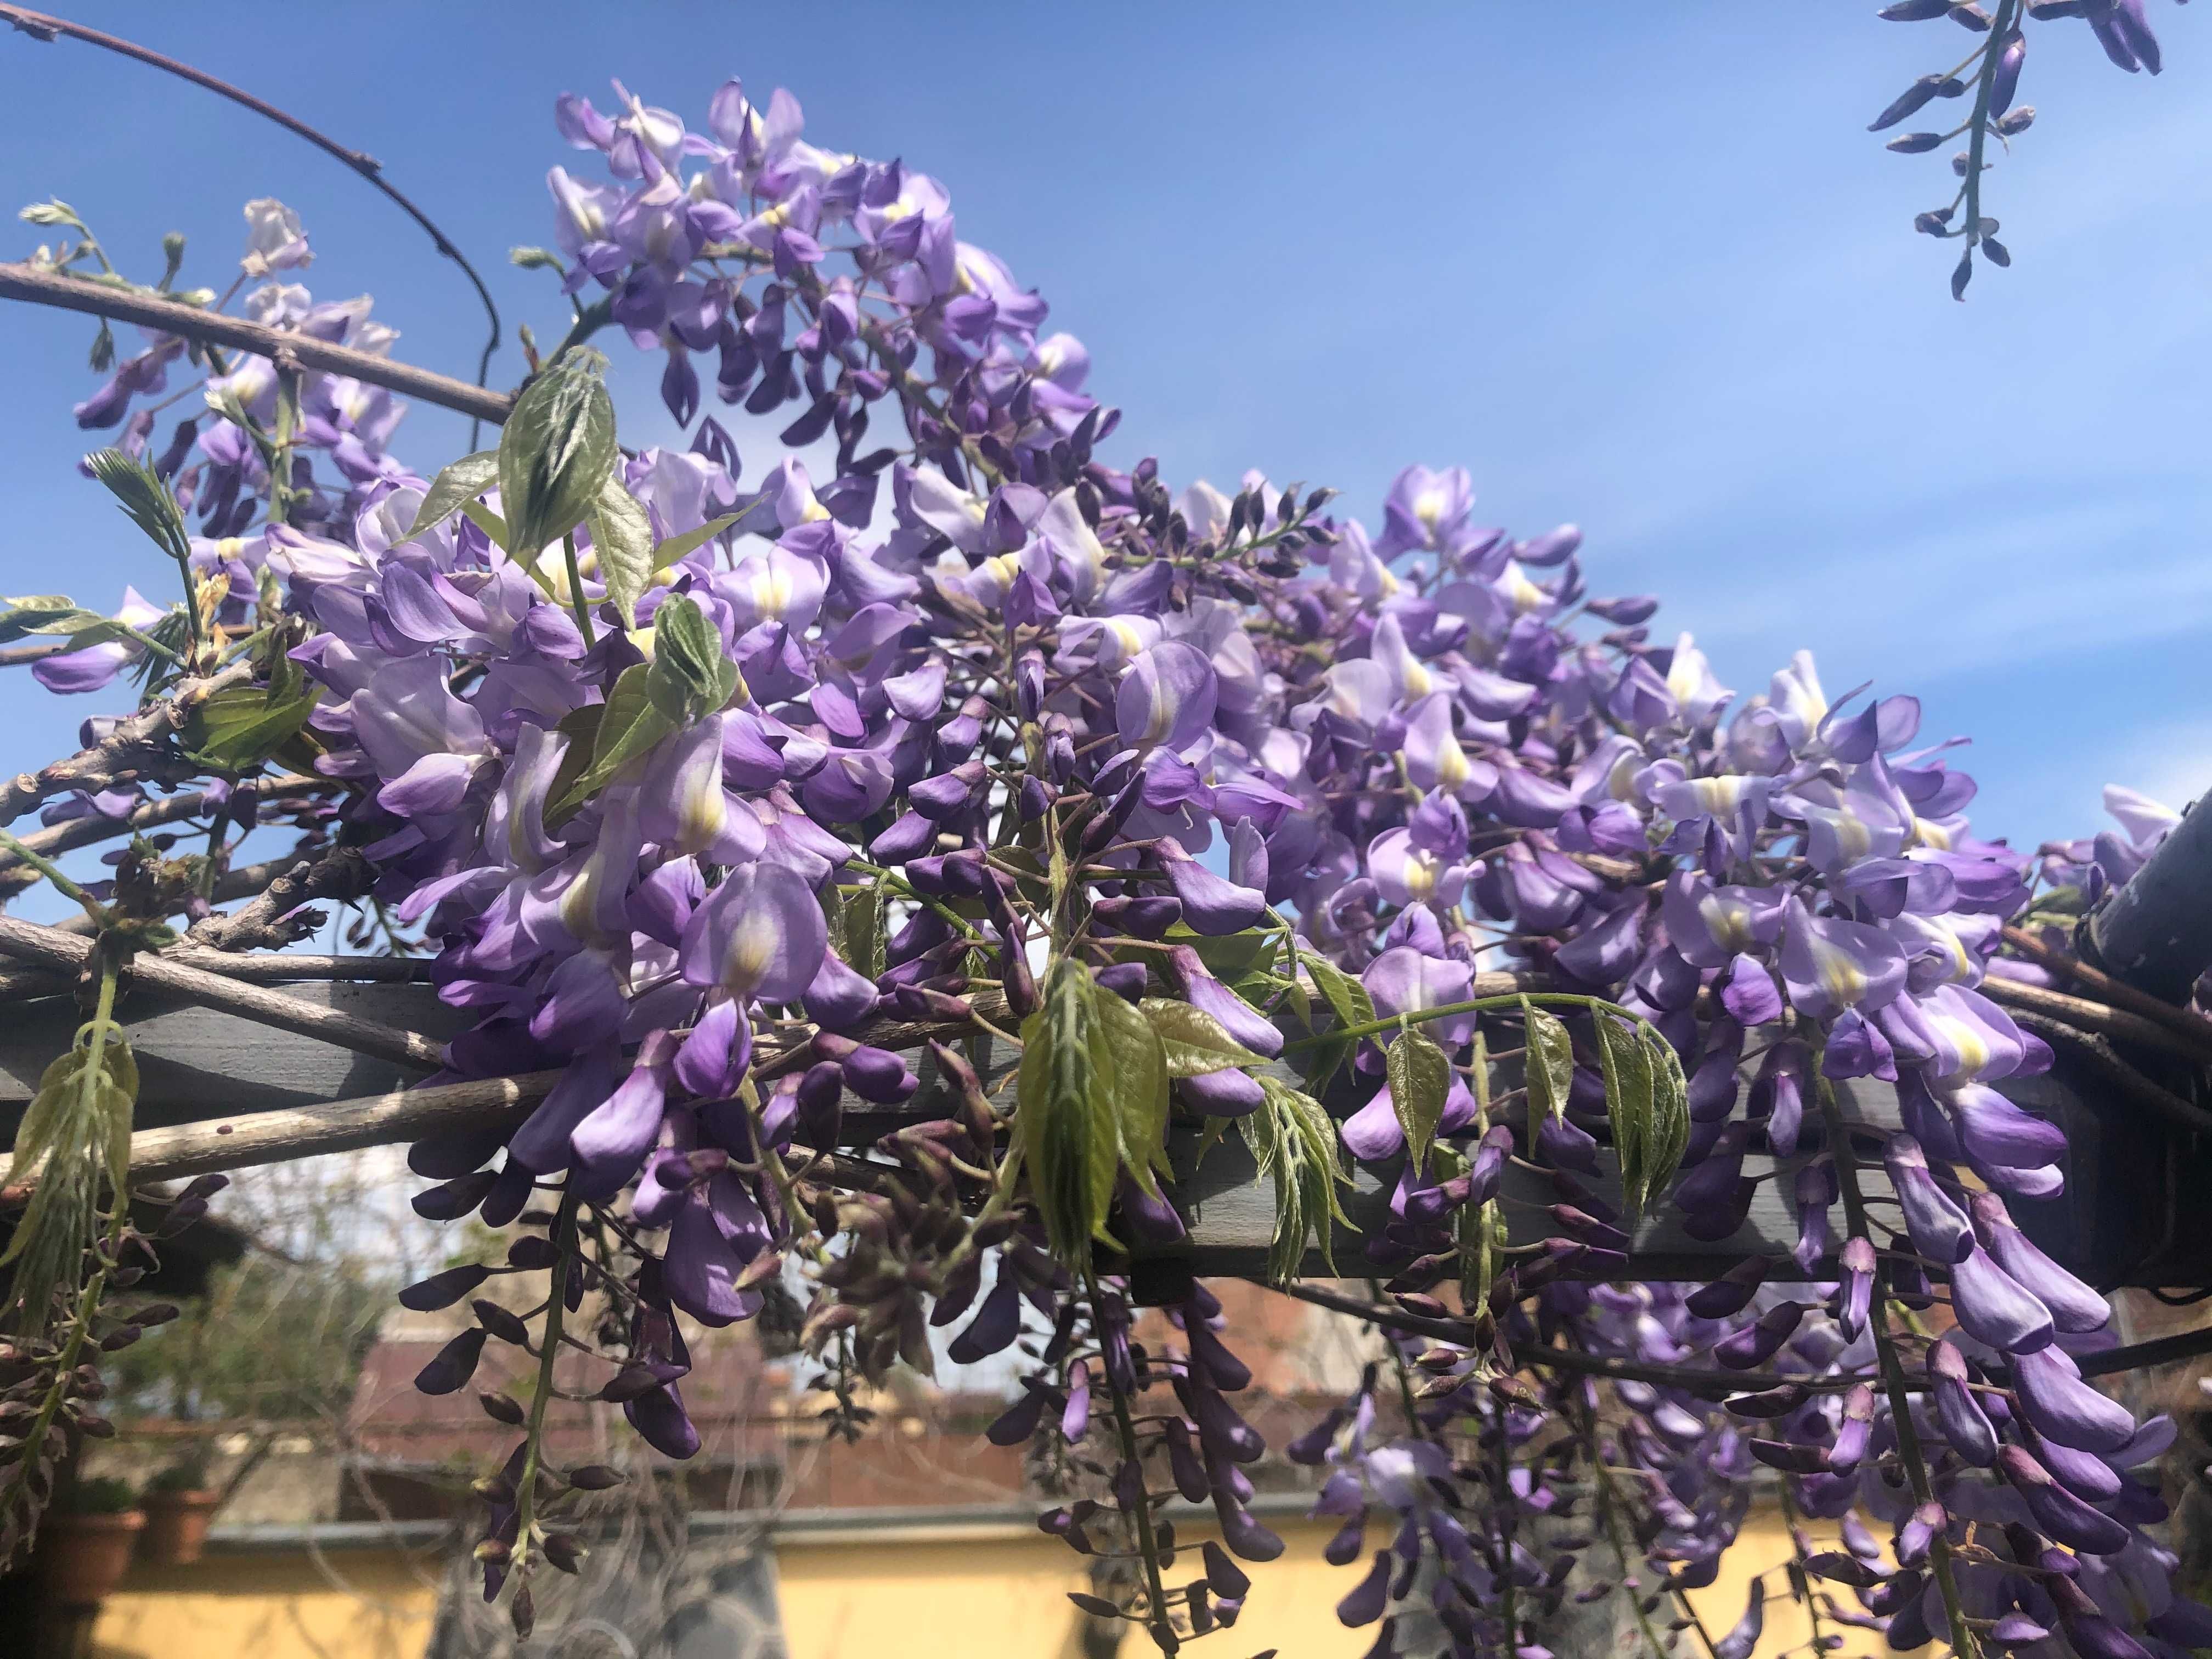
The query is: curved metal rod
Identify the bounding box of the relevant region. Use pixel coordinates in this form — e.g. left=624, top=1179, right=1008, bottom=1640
left=0, top=2, right=503, bottom=438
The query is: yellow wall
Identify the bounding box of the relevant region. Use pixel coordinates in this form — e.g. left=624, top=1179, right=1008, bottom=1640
left=88, top=1508, right=1874, bottom=1659
left=93, top=1553, right=438, bottom=1659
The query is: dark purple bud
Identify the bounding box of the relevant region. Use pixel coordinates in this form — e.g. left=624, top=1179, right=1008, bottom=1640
left=1948, top=1244, right=2054, bottom=1353
left=1973, top=1193, right=2108, bottom=1333
left=1991, top=30, right=2027, bottom=114
left=1750, top=1440, right=1832, bottom=1475
left=2055, top=1589, right=2154, bottom=1659
left=1156, top=842, right=1266, bottom=936
left=1687, top=1258, right=1768, bottom=1321
left=805, top=950, right=882, bottom=1033
left=1202, top=1539, right=1250, bottom=1601
left=1997, top=1445, right=2131, bottom=1554
left=986, top=1380, right=1051, bottom=1446
left=1886, top=132, right=1947, bottom=154
left=1714, top=1301, right=1806, bottom=1370
left=1881, top=1136, right=1973, bottom=1264
left=911, top=759, right=987, bottom=821
left=1878, top=0, right=1951, bottom=15
left=1894, top=1500, right=1945, bottom=1567
left=1089, top=894, right=1182, bottom=939
left=1927, top=1338, right=1997, bottom=1466
left=1870, top=74, right=1948, bottom=131
left=2011, top=1344, right=2136, bottom=1452
left=1723, top=1383, right=1810, bottom=1419
left=1093, top=961, right=1149, bottom=1002
left=1827, top=1383, right=1876, bottom=1471
left=1338, top=1550, right=1394, bottom=1628
left=414, top=1328, right=488, bottom=1396
left=412, top=1169, right=499, bottom=1221
left=400, top=1263, right=491, bottom=1311
left=948, top=1267, right=1023, bottom=1364
left=870, top=810, right=935, bottom=863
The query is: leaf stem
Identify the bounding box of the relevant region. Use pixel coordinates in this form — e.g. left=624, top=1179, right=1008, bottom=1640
left=561, top=532, right=596, bottom=648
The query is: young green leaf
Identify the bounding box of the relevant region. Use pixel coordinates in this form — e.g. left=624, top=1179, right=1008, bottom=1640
left=1521, top=997, right=1576, bottom=1126
left=0, top=597, right=88, bottom=642
left=546, top=663, right=675, bottom=825
left=650, top=511, right=744, bottom=573
left=1137, top=999, right=1266, bottom=1077
left=1095, top=989, right=1170, bottom=1196
left=1174, top=922, right=1280, bottom=982
left=1299, top=949, right=1375, bottom=1031
left=648, top=594, right=740, bottom=716
left=180, top=644, right=318, bottom=772
left=84, top=447, right=191, bottom=564
left=1249, top=1075, right=1349, bottom=1279
left=407, top=450, right=501, bottom=539
left=1386, top=1025, right=1452, bottom=1172
left=1295, top=946, right=1376, bottom=1090
left=1014, top=958, right=1118, bottom=1265
left=1595, top=1011, right=1657, bottom=1222
left=1642, top=1022, right=1691, bottom=1215
left=498, top=347, right=616, bottom=555
left=588, top=473, right=655, bottom=630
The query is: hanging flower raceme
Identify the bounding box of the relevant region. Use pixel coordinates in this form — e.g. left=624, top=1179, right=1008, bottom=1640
left=7, top=66, right=2199, bottom=1659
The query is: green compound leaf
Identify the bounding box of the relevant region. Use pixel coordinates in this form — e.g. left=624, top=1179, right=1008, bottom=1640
left=1014, top=958, right=1118, bottom=1266
left=1386, top=1024, right=1451, bottom=1173
left=1521, top=997, right=1576, bottom=1127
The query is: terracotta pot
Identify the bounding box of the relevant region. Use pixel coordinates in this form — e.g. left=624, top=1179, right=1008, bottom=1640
left=141, top=1488, right=222, bottom=1566
left=36, top=1509, right=145, bottom=1606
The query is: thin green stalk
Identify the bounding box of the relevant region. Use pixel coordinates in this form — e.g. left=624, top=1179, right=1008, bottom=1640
left=0, top=827, right=113, bottom=924
left=1960, top=0, right=2023, bottom=262
left=844, top=857, right=988, bottom=941
left=1283, top=990, right=1616, bottom=1052
left=1085, top=1268, right=1176, bottom=1654
left=560, top=532, right=596, bottom=648
left=510, top=1184, right=579, bottom=1576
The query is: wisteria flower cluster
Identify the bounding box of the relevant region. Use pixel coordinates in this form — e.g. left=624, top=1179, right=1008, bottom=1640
left=3, top=66, right=2206, bottom=1659
left=1869, top=0, right=2190, bottom=296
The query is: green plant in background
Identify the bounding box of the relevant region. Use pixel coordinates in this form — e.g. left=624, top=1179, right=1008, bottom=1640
left=57, top=1476, right=138, bottom=1516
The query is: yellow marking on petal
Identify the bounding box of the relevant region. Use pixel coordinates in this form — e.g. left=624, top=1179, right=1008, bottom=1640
left=752, top=563, right=798, bottom=619
left=1816, top=944, right=1867, bottom=1007
left=1435, top=733, right=1472, bottom=794
left=1699, top=893, right=1754, bottom=955
left=1915, top=817, right=1953, bottom=851
left=1108, top=619, right=1147, bottom=657
left=1375, top=565, right=1402, bottom=599
left=1414, top=487, right=1448, bottom=530
left=1931, top=1014, right=1989, bottom=1077
left=1691, top=776, right=1743, bottom=814
left=631, top=625, right=658, bottom=661
left=1404, top=850, right=1439, bottom=901
left=1501, top=561, right=1546, bottom=614
left=725, top=907, right=781, bottom=992
left=1402, top=659, right=1432, bottom=698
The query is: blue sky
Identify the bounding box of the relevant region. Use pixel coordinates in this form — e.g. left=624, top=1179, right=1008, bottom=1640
left=1, top=2, right=2206, bottom=854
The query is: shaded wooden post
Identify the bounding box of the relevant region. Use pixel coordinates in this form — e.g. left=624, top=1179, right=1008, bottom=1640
left=2082, top=792, right=2212, bottom=1004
